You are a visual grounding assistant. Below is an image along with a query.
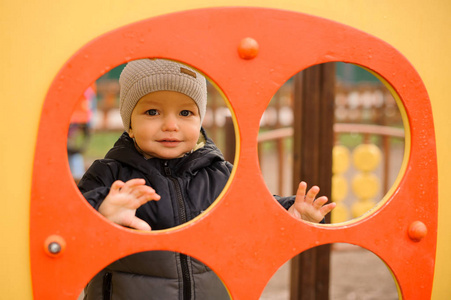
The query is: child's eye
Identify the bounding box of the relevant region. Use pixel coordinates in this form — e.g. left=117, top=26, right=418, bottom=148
left=180, top=110, right=192, bottom=117
left=145, top=109, right=159, bottom=116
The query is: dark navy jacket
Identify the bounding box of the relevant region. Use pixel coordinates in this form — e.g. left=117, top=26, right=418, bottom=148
left=78, top=130, right=294, bottom=299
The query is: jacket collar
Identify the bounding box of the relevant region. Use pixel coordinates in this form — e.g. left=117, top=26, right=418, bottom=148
left=104, top=129, right=225, bottom=175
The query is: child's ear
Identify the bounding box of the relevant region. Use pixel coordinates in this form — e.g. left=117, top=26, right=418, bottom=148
left=128, top=128, right=134, bottom=138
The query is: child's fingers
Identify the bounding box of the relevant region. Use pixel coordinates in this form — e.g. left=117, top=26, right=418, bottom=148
left=121, top=178, right=147, bottom=192
left=129, top=185, right=154, bottom=196
left=110, top=180, right=125, bottom=194
left=135, top=190, right=161, bottom=205
left=295, top=181, right=308, bottom=200
left=133, top=185, right=160, bottom=198
left=306, top=185, right=320, bottom=200
left=121, top=186, right=160, bottom=208
left=313, top=196, right=329, bottom=209
left=302, top=185, right=320, bottom=206
left=126, top=216, right=152, bottom=231
left=320, top=202, right=337, bottom=216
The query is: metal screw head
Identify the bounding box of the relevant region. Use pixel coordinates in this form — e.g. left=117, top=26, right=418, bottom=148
left=48, top=242, right=62, bottom=254
left=44, top=235, right=66, bottom=257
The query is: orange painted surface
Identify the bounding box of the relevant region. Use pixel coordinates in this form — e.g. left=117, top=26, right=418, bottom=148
left=69, top=85, right=95, bottom=124
left=30, top=7, right=437, bottom=299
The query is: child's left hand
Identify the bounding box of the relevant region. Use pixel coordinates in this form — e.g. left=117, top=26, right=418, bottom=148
left=287, top=181, right=336, bottom=223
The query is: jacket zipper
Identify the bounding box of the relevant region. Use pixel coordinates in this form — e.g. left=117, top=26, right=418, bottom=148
left=164, top=162, right=192, bottom=300
left=103, top=272, right=112, bottom=300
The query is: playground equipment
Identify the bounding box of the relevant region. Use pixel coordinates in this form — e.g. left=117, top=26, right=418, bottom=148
left=2, top=1, right=450, bottom=299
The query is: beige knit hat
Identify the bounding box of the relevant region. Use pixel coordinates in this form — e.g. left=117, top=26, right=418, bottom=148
left=119, top=58, right=207, bottom=130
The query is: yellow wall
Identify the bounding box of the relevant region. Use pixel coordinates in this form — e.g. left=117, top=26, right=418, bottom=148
left=1, top=0, right=449, bottom=298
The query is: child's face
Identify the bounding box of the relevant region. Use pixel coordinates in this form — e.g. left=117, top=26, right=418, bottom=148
left=129, top=91, right=201, bottom=159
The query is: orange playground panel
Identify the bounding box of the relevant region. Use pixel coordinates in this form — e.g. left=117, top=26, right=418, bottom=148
left=31, top=7, right=437, bottom=299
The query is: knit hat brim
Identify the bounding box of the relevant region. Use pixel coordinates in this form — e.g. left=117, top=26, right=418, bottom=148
left=119, top=59, right=207, bottom=130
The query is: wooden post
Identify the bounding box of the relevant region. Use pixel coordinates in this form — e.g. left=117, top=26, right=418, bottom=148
left=290, top=63, right=335, bottom=300
left=276, top=95, right=285, bottom=196
left=224, top=116, right=236, bottom=164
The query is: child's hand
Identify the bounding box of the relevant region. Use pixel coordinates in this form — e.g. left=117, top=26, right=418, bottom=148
left=287, top=181, right=336, bottom=223
left=99, top=178, right=160, bottom=231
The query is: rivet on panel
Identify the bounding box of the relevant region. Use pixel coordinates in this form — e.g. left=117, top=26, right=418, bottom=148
left=408, top=221, right=427, bottom=242
left=238, top=37, right=259, bottom=60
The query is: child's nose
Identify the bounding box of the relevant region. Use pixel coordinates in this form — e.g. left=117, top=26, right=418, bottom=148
left=161, top=115, right=179, bottom=131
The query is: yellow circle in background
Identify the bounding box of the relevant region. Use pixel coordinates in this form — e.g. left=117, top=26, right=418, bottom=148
left=351, top=173, right=380, bottom=200
left=333, top=145, right=351, bottom=174
left=332, top=174, right=348, bottom=202
left=351, top=198, right=377, bottom=218
left=352, top=144, right=382, bottom=172
left=331, top=203, right=349, bottom=223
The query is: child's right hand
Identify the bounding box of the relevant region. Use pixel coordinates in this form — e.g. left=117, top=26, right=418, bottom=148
left=99, top=178, right=160, bottom=231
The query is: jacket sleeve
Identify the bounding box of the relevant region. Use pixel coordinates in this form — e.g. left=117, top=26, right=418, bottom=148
left=274, top=195, right=296, bottom=210
left=77, top=159, right=118, bottom=210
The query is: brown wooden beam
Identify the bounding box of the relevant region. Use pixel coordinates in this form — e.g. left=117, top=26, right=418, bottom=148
left=290, top=62, right=335, bottom=300
left=224, top=116, right=236, bottom=164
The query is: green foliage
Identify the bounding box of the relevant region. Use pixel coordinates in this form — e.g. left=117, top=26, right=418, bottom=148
left=84, top=131, right=122, bottom=159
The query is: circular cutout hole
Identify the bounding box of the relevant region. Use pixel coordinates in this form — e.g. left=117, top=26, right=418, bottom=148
left=261, top=243, right=399, bottom=299
left=68, top=58, right=236, bottom=230
left=258, top=62, right=406, bottom=224
left=78, top=250, right=230, bottom=299
left=330, top=243, right=399, bottom=299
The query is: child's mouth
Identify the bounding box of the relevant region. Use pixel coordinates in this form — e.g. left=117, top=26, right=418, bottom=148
left=158, top=139, right=181, bottom=147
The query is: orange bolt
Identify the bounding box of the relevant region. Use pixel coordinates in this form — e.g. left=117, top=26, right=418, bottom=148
left=408, top=221, right=427, bottom=242
left=238, top=37, right=259, bottom=60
